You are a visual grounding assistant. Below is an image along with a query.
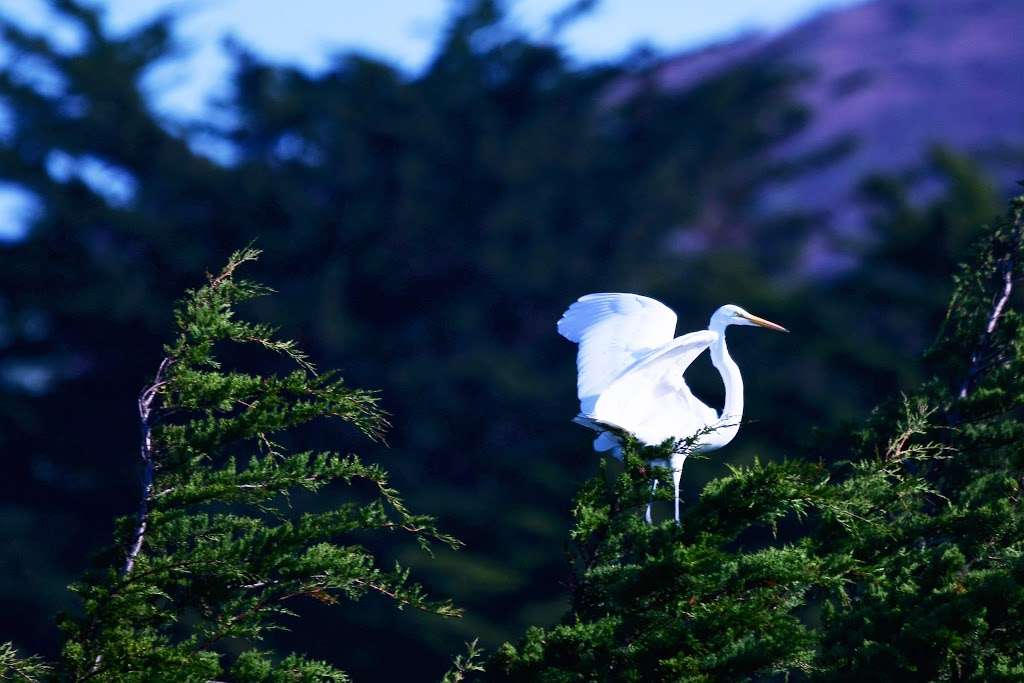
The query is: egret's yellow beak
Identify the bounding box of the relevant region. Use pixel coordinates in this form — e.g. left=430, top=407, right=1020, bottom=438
left=740, top=312, right=789, bottom=333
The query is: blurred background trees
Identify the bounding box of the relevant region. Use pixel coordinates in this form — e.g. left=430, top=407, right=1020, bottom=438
left=0, top=0, right=1019, bottom=679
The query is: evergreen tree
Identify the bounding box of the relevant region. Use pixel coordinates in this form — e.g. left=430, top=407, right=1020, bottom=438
left=0, top=247, right=460, bottom=681
left=812, top=193, right=1024, bottom=680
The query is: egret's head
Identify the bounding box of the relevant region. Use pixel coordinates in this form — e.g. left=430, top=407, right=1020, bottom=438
left=710, top=305, right=788, bottom=333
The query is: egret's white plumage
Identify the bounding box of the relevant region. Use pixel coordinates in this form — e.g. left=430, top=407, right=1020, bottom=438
left=556, top=293, right=679, bottom=414
left=557, top=293, right=787, bottom=521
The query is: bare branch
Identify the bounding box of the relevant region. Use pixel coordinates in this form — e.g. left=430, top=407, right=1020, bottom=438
left=958, top=202, right=1024, bottom=401
left=123, top=356, right=173, bottom=575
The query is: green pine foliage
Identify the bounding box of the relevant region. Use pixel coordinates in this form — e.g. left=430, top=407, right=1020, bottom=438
left=488, top=195, right=1024, bottom=681
left=813, top=195, right=1024, bottom=680
left=44, top=247, right=460, bottom=681
left=486, top=435, right=905, bottom=681
left=441, top=640, right=486, bottom=683
left=0, top=642, right=51, bottom=681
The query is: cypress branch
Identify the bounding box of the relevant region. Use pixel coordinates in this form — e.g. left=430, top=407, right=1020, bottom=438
left=51, top=247, right=461, bottom=681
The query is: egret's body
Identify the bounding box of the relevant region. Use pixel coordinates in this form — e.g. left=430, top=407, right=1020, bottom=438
left=557, top=293, right=786, bottom=521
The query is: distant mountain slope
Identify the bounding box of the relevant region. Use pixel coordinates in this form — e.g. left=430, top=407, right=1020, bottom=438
left=614, top=0, right=1024, bottom=272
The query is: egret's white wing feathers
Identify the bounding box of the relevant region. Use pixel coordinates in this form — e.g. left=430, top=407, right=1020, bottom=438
left=591, top=330, right=718, bottom=446
left=557, top=293, right=678, bottom=413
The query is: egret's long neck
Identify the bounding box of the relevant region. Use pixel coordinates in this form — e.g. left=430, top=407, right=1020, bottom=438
left=709, top=330, right=743, bottom=447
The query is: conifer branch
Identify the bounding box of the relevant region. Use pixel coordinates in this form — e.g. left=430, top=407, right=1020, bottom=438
left=60, top=247, right=460, bottom=680
left=124, top=246, right=265, bottom=576
left=441, top=640, right=485, bottom=683
left=0, top=642, right=50, bottom=682
left=957, top=198, right=1023, bottom=400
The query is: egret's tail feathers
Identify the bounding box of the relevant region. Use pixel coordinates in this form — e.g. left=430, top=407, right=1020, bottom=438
left=572, top=413, right=626, bottom=433
left=573, top=414, right=629, bottom=453
left=572, top=414, right=602, bottom=431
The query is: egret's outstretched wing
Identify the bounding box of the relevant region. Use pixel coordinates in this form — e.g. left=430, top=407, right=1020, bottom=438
left=591, top=329, right=718, bottom=445
left=557, top=293, right=678, bottom=413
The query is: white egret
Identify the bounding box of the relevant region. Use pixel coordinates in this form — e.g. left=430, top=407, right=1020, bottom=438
left=557, top=293, right=787, bottom=522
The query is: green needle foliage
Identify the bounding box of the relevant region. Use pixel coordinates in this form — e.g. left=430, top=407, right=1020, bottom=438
left=489, top=195, right=1024, bottom=681
left=489, top=439, right=855, bottom=681
left=0, top=642, right=51, bottom=681
left=813, top=195, right=1024, bottom=681
left=33, top=247, right=461, bottom=682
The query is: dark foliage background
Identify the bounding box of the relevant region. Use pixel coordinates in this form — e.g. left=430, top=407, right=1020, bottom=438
left=0, top=0, right=1016, bottom=679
